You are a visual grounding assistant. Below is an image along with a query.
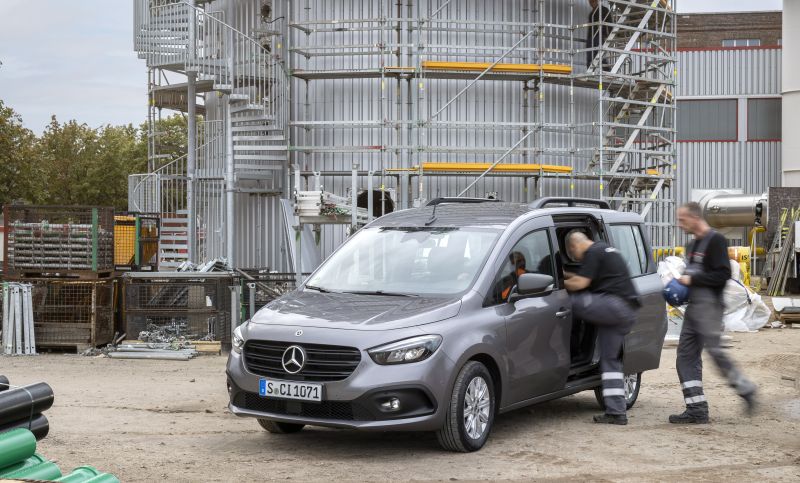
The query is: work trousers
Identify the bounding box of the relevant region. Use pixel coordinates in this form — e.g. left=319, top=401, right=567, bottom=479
left=572, top=292, right=637, bottom=415
left=677, top=287, right=756, bottom=416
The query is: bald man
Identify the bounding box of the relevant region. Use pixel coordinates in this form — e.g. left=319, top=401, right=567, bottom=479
left=564, top=231, right=641, bottom=425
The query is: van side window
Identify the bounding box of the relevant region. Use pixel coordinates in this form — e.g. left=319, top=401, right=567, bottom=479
left=609, top=224, right=648, bottom=276
left=486, top=230, right=554, bottom=306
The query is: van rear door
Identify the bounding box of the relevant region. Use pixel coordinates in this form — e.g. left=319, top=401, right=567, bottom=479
left=605, top=220, right=667, bottom=373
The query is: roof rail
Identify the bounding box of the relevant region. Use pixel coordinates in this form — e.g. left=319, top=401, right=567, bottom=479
left=426, top=197, right=502, bottom=206
left=529, top=197, right=611, bottom=210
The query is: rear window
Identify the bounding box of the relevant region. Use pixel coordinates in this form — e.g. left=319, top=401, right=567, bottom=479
left=608, top=224, right=649, bottom=276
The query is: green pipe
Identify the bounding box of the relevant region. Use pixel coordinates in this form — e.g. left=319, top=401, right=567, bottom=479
left=1, top=460, right=62, bottom=480
left=84, top=473, right=121, bottom=483
left=0, top=428, right=37, bottom=469
left=55, top=465, right=102, bottom=483
left=0, top=454, right=46, bottom=476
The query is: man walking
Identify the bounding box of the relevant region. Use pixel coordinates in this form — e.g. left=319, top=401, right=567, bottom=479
left=670, top=202, right=757, bottom=424
left=564, top=231, right=640, bottom=425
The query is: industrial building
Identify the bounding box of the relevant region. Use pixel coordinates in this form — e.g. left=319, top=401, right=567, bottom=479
left=129, top=0, right=677, bottom=272
left=676, top=10, right=782, bottom=246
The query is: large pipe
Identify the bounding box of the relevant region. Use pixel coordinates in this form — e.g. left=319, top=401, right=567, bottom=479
left=0, top=454, right=47, bottom=478
left=698, top=192, right=769, bottom=229
left=0, top=428, right=36, bottom=469
left=783, top=1, right=800, bottom=185
left=0, top=375, right=9, bottom=392
left=0, top=413, right=50, bottom=441
left=1, top=460, right=63, bottom=480
left=0, top=383, right=55, bottom=426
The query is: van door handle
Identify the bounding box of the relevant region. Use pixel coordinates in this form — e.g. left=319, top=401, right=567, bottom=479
left=555, top=308, right=571, bottom=319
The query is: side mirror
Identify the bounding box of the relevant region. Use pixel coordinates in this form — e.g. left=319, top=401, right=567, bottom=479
left=516, top=273, right=555, bottom=297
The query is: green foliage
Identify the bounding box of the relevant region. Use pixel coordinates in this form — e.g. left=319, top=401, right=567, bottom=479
left=0, top=100, right=188, bottom=210
left=0, top=100, right=39, bottom=206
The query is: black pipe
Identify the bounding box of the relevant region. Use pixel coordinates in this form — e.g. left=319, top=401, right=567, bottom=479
left=0, top=383, right=54, bottom=426
left=0, top=414, right=49, bottom=441
left=0, top=376, right=9, bottom=392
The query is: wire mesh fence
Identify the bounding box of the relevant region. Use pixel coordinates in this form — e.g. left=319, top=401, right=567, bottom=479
left=0, top=279, right=117, bottom=350
left=3, top=206, right=115, bottom=276
left=123, top=274, right=233, bottom=343
left=238, top=271, right=302, bottom=322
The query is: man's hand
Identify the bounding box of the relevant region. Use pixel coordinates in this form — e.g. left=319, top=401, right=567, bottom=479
left=564, top=271, right=575, bottom=280
left=564, top=275, right=591, bottom=292
left=678, top=275, right=691, bottom=286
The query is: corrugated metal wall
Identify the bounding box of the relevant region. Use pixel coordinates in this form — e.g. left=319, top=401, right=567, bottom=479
left=676, top=47, right=782, bottom=245
left=288, top=0, right=602, bottom=258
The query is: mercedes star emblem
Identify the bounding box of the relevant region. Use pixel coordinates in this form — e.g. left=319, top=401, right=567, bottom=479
left=281, top=345, right=306, bottom=374
left=295, top=329, right=303, bottom=337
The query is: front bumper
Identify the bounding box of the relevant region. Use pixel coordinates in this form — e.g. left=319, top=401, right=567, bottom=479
left=226, top=332, right=452, bottom=432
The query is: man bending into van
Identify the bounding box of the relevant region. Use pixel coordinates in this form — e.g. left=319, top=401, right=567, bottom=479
left=564, top=231, right=640, bottom=425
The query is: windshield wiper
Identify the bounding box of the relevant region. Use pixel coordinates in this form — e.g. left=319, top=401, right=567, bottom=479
left=305, top=284, right=334, bottom=293
left=344, top=290, right=419, bottom=297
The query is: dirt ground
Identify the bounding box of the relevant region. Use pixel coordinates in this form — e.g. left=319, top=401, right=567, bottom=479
left=3, top=329, right=800, bottom=482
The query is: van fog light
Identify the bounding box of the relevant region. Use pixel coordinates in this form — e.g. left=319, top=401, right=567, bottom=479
left=380, top=398, right=401, bottom=411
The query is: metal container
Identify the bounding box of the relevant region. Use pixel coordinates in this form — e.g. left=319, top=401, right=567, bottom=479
left=699, top=192, right=769, bottom=228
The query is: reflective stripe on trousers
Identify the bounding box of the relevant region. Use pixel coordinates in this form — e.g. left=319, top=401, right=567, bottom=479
left=676, top=287, right=756, bottom=415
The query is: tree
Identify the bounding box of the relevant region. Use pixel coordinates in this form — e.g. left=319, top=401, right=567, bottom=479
left=0, top=98, right=188, bottom=211
left=35, top=117, right=148, bottom=210
left=0, top=100, right=39, bottom=206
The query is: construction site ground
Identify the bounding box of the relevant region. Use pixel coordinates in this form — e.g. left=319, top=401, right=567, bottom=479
left=3, top=328, right=800, bottom=482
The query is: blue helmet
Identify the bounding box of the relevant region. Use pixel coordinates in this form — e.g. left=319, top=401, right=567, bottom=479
left=662, top=279, right=690, bottom=307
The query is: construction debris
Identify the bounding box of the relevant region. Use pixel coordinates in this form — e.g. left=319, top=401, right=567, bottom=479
left=1, top=282, right=37, bottom=355
left=767, top=208, right=800, bottom=296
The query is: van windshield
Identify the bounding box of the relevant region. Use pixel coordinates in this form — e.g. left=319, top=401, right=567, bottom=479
left=305, top=227, right=501, bottom=296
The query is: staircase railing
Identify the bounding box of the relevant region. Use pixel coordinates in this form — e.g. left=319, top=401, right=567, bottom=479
left=134, top=0, right=289, bottom=140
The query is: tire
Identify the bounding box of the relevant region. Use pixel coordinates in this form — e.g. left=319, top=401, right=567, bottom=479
left=257, top=419, right=305, bottom=434
left=594, top=372, right=642, bottom=410
left=436, top=361, right=496, bottom=452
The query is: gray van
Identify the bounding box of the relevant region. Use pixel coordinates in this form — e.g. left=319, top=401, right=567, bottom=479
left=226, top=198, right=667, bottom=452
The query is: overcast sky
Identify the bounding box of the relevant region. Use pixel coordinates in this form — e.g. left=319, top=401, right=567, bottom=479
left=0, top=0, right=785, bottom=133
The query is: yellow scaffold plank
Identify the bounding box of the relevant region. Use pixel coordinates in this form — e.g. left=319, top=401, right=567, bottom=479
left=418, top=162, right=574, bottom=174
left=421, top=61, right=573, bottom=75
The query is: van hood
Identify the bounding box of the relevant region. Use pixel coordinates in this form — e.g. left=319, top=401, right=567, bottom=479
left=251, top=291, right=462, bottom=331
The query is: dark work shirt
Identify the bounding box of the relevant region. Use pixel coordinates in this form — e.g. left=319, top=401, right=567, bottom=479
left=577, top=241, right=638, bottom=302
left=685, top=231, right=730, bottom=299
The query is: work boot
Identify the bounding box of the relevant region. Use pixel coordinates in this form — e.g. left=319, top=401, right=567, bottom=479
left=593, top=413, right=628, bottom=425
left=742, top=389, right=758, bottom=416
left=668, top=410, right=709, bottom=424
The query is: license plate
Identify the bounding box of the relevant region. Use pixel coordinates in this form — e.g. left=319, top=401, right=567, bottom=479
left=259, top=379, right=322, bottom=402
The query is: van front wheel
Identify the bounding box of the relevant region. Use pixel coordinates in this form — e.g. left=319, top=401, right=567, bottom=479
left=436, top=361, right=495, bottom=452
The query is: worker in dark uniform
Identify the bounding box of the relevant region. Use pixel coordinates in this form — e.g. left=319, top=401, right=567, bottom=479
left=564, top=231, right=640, bottom=425
left=670, top=202, right=758, bottom=424
left=587, top=0, right=613, bottom=69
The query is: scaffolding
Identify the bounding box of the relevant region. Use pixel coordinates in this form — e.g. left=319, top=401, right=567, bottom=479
left=287, top=0, right=676, bottom=248
left=131, top=0, right=677, bottom=269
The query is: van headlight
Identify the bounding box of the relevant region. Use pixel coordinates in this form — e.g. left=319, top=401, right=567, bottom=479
left=368, top=335, right=442, bottom=365
left=232, top=324, right=245, bottom=353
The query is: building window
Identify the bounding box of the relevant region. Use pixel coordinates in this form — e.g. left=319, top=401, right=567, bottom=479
left=722, top=39, right=761, bottom=47
left=747, top=98, right=781, bottom=141
left=677, top=99, right=738, bottom=142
